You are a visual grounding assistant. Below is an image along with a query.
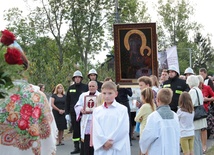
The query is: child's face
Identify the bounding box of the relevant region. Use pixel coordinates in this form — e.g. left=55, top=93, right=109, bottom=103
left=141, top=95, right=145, bottom=103
left=139, top=81, right=149, bottom=91
left=102, top=88, right=117, bottom=104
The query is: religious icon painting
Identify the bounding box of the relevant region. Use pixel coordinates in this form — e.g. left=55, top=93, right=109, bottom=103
left=114, top=23, right=158, bottom=85
left=84, top=95, right=97, bottom=112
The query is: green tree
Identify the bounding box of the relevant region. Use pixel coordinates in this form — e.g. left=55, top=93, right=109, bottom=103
left=63, top=0, right=113, bottom=71
left=156, top=0, right=200, bottom=73
left=193, top=32, right=214, bottom=73
left=157, top=0, right=198, bottom=46
left=119, top=0, right=150, bottom=23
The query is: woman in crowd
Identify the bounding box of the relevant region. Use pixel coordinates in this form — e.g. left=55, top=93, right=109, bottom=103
left=51, top=84, right=67, bottom=146
left=186, top=75, right=207, bottom=155
left=38, top=83, right=45, bottom=92
left=197, top=75, right=214, bottom=152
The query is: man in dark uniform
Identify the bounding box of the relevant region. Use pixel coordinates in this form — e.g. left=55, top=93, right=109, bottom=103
left=87, top=69, right=103, bottom=92
left=115, top=86, right=133, bottom=144
left=163, top=65, right=189, bottom=112
left=65, top=70, right=88, bottom=154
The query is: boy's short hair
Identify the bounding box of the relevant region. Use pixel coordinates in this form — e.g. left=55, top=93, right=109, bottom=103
left=137, top=76, right=152, bottom=86
left=104, top=77, right=114, bottom=82
left=162, top=69, right=168, bottom=73
left=157, top=88, right=173, bottom=105
left=199, top=68, right=207, bottom=73
left=101, top=81, right=117, bottom=92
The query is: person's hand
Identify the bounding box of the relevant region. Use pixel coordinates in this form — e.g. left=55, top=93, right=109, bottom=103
left=103, top=140, right=113, bottom=150
left=136, top=101, right=142, bottom=108
left=59, top=109, right=64, bottom=115
left=65, top=114, right=71, bottom=121
left=81, top=109, right=86, bottom=114
left=61, top=110, right=65, bottom=114
left=139, top=116, right=143, bottom=122
left=204, top=97, right=209, bottom=102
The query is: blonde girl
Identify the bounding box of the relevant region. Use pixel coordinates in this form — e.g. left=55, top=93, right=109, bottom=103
left=135, top=87, right=156, bottom=155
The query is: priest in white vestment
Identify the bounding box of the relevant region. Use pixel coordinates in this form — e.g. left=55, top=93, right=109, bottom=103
left=75, top=81, right=100, bottom=155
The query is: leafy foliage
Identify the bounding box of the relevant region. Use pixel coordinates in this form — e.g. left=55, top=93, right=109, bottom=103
left=156, top=0, right=203, bottom=74
left=193, top=33, right=214, bottom=73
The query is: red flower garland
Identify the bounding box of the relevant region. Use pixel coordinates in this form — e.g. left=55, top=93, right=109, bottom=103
left=0, top=29, right=16, bottom=46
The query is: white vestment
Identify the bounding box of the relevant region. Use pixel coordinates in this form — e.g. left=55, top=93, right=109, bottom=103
left=74, top=91, right=100, bottom=140
left=139, top=110, right=180, bottom=155
left=92, top=100, right=131, bottom=155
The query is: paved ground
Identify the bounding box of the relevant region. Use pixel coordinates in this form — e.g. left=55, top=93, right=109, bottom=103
left=56, top=131, right=214, bottom=155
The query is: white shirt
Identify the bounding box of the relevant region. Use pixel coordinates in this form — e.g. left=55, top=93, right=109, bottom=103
left=92, top=100, right=131, bottom=155
left=177, top=109, right=195, bottom=138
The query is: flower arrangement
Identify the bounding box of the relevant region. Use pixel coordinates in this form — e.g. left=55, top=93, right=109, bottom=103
left=0, top=29, right=28, bottom=68
left=0, top=29, right=28, bottom=98
left=0, top=29, right=16, bottom=46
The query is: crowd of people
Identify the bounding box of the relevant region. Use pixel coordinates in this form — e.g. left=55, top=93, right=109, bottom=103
left=46, top=65, right=214, bottom=155
left=3, top=29, right=214, bottom=155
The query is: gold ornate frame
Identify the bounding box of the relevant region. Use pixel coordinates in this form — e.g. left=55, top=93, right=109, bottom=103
left=114, top=23, right=158, bottom=85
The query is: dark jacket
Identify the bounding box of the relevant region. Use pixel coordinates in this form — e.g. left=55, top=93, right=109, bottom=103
left=116, top=88, right=132, bottom=109
left=204, top=76, right=214, bottom=91
left=163, top=76, right=189, bottom=112
left=65, top=82, right=88, bottom=115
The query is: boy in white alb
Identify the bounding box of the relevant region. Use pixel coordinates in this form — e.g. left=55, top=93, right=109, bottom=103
left=92, top=81, right=131, bottom=155
left=139, top=88, right=180, bottom=155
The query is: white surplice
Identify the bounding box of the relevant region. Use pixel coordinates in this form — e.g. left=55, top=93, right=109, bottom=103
left=139, top=110, right=180, bottom=155
left=92, top=100, right=130, bottom=155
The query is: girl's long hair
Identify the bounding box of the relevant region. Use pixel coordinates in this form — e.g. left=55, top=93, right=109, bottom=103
left=178, top=92, right=194, bottom=113
left=141, top=87, right=155, bottom=111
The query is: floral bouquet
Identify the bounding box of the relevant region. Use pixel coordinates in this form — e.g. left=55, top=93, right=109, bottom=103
left=0, top=30, right=29, bottom=98
left=0, top=29, right=28, bottom=66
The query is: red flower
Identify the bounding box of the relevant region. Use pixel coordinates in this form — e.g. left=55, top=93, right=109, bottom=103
left=10, top=94, right=21, bottom=102
left=32, top=106, right=41, bottom=119
left=0, top=29, right=16, bottom=46
left=4, top=48, right=23, bottom=65
left=18, top=119, right=29, bottom=130
left=21, top=114, right=31, bottom=120
left=20, top=104, right=33, bottom=119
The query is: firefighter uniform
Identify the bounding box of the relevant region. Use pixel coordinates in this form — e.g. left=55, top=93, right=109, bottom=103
left=65, top=70, right=88, bottom=154
left=163, top=65, right=189, bottom=112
